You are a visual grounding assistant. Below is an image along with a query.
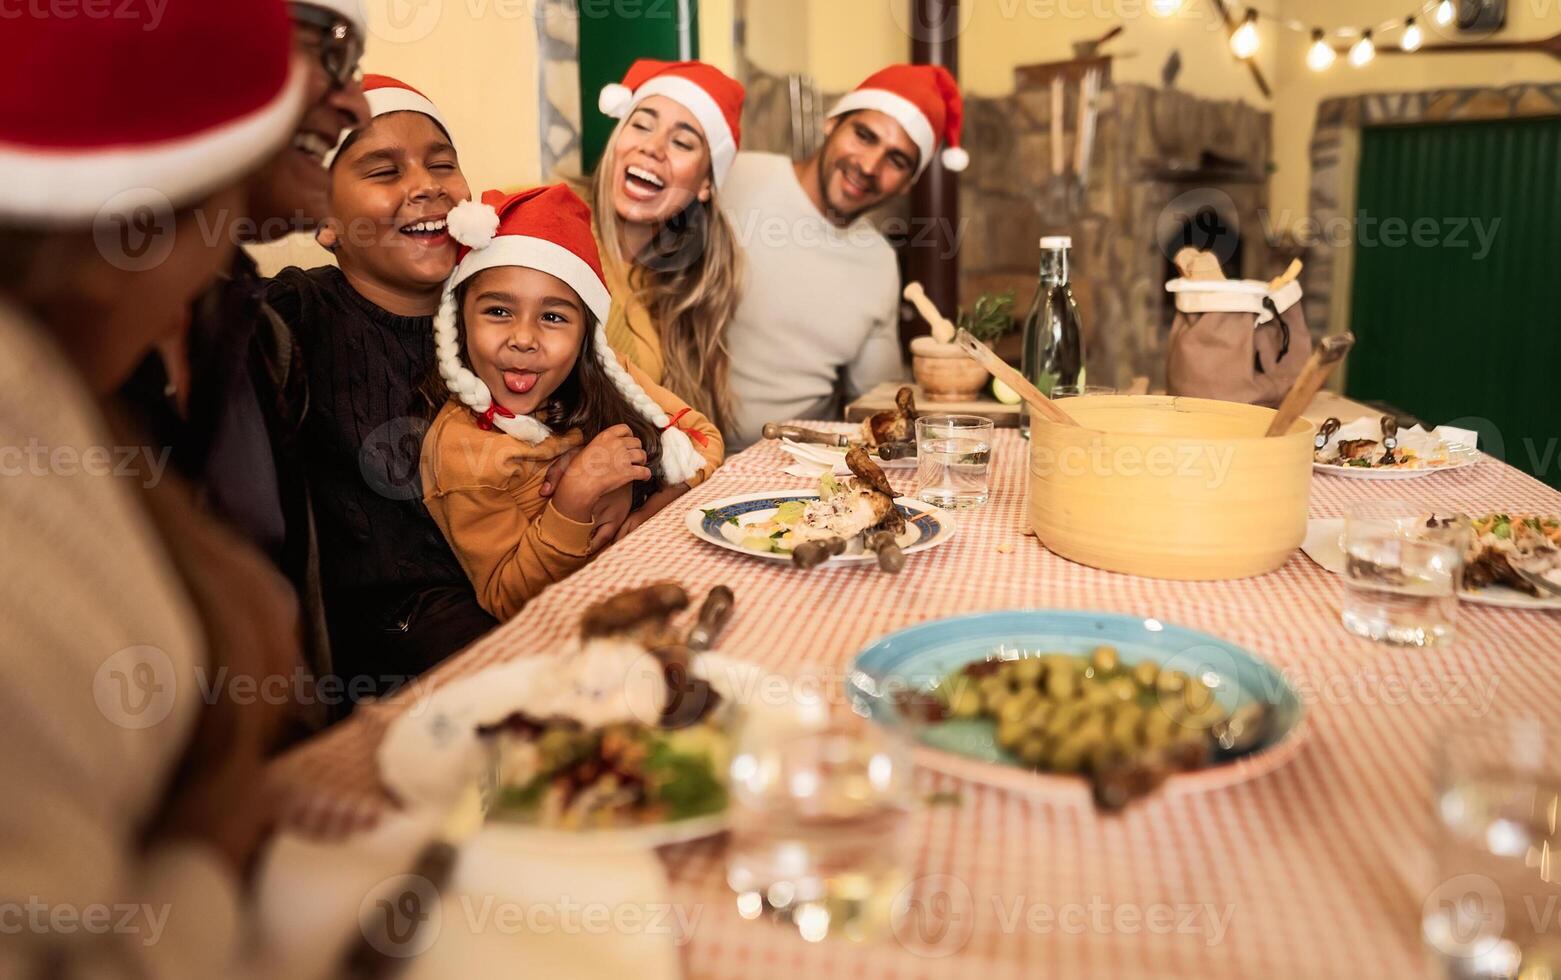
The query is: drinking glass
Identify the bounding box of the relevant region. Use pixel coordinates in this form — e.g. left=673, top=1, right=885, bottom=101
left=915, top=414, right=993, bottom=509
left=1340, top=500, right=1466, bottom=646
left=726, top=692, right=914, bottom=944
left=1423, top=720, right=1561, bottom=979
left=1050, top=384, right=1117, bottom=398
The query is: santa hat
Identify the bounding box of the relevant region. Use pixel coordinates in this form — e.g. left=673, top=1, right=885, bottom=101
left=362, top=74, right=450, bottom=133
left=598, top=60, right=744, bottom=187
left=827, top=64, right=967, bottom=177
left=0, top=0, right=306, bottom=225
left=435, top=185, right=707, bottom=486
left=297, top=0, right=367, bottom=36
left=326, top=74, right=451, bottom=168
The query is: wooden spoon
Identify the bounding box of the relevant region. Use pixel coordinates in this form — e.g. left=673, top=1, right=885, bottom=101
left=1263, top=333, right=1356, bottom=438
left=953, top=328, right=1080, bottom=427
left=1267, top=258, right=1302, bottom=293
left=903, top=281, right=957, bottom=343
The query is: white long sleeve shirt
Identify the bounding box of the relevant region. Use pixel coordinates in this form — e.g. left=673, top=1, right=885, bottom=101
left=719, top=152, right=907, bottom=449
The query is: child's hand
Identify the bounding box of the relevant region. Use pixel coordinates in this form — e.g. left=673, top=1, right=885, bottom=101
left=551, top=425, right=652, bottom=523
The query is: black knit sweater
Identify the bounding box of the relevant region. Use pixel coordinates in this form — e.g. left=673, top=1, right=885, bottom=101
left=264, top=266, right=471, bottom=628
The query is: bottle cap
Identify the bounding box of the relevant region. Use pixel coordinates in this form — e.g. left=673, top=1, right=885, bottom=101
left=1039, top=235, right=1073, bottom=249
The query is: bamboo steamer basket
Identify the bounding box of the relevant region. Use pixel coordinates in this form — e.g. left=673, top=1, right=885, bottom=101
left=1028, top=395, right=1315, bottom=580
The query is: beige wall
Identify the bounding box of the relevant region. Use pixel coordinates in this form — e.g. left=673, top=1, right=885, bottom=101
left=253, top=1, right=543, bottom=276
left=958, top=0, right=1283, bottom=100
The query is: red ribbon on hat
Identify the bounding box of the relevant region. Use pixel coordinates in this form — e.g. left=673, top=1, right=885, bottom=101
left=660, top=408, right=708, bottom=447
left=475, top=403, right=516, bottom=431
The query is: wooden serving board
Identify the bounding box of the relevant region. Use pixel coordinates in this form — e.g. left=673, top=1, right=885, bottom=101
left=846, top=382, right=1023, bottom=427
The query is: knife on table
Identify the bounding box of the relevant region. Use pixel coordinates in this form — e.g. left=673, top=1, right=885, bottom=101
left=340, top=781, right=488, bottom=980
left=762, top=423, right=851, bottom=448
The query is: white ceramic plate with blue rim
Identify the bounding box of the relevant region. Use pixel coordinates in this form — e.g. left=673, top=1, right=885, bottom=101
left=684, top=491, right=955, bottom=565
left=847, top=610, right=1308, bottom=801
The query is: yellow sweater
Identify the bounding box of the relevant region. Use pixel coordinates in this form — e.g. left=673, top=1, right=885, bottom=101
left=420, top=357, right=724, bottom=621
left=599, top=233, right=666, bottom=384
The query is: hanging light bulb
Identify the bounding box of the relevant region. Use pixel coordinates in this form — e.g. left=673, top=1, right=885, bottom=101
left=1307, top=29, right=1337, bottom=70
left=1230, top=8, right=1260, bottom=60
left=1150, top=0, right=1183, bottom=15
left=1349, top=29, right=1376, bottom=66
left=1435, top=0, right=1456, bottom=27
left=1401, top=16, right=1423, bottom=51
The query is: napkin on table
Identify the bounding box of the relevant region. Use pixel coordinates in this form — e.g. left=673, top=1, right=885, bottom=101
left=253, top=815, right=680, bottom=980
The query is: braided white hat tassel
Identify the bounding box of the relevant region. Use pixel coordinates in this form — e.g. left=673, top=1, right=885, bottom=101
left=591, top=321, right=706, bottom=486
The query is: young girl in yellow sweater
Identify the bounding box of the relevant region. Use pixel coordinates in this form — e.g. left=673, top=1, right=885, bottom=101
left=420, top=184, right=724, bottom=620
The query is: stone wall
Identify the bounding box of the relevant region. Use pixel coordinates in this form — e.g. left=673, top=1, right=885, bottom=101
left=959, top=82, right=1272, bottom=389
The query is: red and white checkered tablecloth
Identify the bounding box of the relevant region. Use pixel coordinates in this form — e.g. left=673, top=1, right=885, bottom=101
left=271, top=426, right=1561, bottom=979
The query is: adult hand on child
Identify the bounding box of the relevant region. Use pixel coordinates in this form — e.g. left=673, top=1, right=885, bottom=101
left=538, top=447, right=579, bottom=499
left=552, top=424, right=652, bottom=524
left=591, top=484, right=634, bottom=550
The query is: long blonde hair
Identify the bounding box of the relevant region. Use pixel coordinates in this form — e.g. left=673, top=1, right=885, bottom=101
left=586, top=122, right=743, bottom=433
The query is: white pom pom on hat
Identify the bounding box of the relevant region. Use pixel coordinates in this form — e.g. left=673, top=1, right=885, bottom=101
left=941, top=145, right=970, bottom=172
left=447, top=198, right=500, bottom=249
left=598, top=82, right=635, bottom=118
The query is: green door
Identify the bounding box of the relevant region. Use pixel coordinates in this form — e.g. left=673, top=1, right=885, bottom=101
left=1346, top=116, right=1561, bottom=488
left=577, top=0, right=699, bottom=175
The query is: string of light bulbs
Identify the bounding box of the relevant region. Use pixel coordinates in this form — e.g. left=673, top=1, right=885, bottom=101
left=1148, top=0, right=1460, bottom=70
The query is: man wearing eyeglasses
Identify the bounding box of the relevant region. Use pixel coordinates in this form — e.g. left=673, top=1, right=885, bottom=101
left=250, top=2, right=371, bottom=235
left=120, top=1, right=371, bottom=733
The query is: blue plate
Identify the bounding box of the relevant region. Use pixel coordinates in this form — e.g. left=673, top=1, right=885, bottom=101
left=848, top=610, right=1306, bottom=797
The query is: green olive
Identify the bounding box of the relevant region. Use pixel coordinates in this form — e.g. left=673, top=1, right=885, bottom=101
left=1090, top=645, right=1120, bottom=675
left=1109, top=705, right=1144, bottom=745
left=1044, top=703, right=1080, bottom=739
left=1045, top=661, right=1080, bottom=700
left=948, top=686, right=983, bottom=719
left=1050, top=738, right=1088, bottom=773
left=980, top=678, right=1010, bottom=713
left=1182, top=676, right=1218, bottom=715
left=1141, top=708, right=1177, bottom=747
left=1180, top=698, right=1229, bottom=732
left=1105, top=676, right=1138, bottom=704
left=1132, top=660, right=1159, bottom=689
left=997, top=692, right=1035, bottom=726
left=996, top=718, right=1028, bottom=751
left=1017, top=736, right=1049, bottom=768
left=1014, top=657, right=1044, bottom=685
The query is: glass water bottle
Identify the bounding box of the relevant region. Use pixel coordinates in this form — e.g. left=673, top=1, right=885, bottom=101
left=1020, top=235, right=1084, bottom=438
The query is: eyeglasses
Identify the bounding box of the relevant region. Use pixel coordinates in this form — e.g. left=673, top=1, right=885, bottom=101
left=289, top=3, right=364, bottom=90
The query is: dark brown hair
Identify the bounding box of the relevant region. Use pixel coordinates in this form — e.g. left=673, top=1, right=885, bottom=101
left=418, top=278, right=665, bottom=505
